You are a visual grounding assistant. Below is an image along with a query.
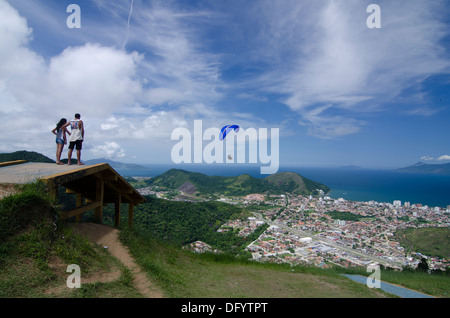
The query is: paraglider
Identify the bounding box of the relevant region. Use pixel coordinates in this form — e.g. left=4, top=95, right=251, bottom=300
left=219, top=125, right=240, bottom=141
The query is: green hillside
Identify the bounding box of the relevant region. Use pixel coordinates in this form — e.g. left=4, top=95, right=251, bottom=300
left=0, top=150, right=54, bottom=163
left=0, top=182, right=140, bottom=298
left=144, top=168, right=330, bottom=196
left=110, top=196, right=267, bottom=254
left=395, top=227, right=450, bottom=259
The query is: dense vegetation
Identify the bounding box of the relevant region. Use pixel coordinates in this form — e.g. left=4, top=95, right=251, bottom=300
left=102, top=196, right=268, bottom=256
left=0, top=150, right=54, bottom=163
left=141, top=168, right=330, bottom=196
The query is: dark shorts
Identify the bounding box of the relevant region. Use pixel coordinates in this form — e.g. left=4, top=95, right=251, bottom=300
left=69, top=140, right=83, bottom=150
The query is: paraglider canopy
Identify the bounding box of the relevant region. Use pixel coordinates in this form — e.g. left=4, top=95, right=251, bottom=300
left=219, top=125, right=240, bottom=141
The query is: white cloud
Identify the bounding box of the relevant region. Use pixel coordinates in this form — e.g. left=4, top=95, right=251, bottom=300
left=90, top=141, right=126, bottom=159
left=43, top=43, right=143, bottom=116
left=247, top=0, right=450, bottom=138
left=420, top=156, right=434, bottom=161
left=437, top=155, right=450, bottom=161
left=0, top=0, right=229, bottom=162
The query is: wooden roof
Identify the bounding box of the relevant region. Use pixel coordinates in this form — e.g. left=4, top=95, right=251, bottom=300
left=41, top=163, right=145, bottom=205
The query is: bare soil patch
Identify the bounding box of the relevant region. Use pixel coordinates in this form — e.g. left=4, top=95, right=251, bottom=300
left=71, top=222, right=165, bottom=298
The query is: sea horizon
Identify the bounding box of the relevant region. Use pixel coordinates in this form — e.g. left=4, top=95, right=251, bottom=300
left=114, top=163, right=450, bottom=209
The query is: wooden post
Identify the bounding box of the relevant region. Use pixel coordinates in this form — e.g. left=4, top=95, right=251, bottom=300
left=128, top=203, right=134, bottom=230
left=46, top=180, right=58, bottom=199
left=75, top=193, right=83, bottom=222
left=94, top=179, right=104, bottom=224
left=114, top=194, right=121, bottom=227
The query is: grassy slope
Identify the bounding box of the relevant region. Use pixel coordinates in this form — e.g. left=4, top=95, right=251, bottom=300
left=119, top=229, right=391, bottom=298
left=395, top=227, right=450, bottom=259
left=0, top=182, right=141, bottom=298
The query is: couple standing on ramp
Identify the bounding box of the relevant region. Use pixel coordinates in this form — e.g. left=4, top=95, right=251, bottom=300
left=52, top=113, right=84, bottom=166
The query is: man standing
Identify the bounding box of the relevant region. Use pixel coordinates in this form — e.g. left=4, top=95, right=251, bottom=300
left=63, top=113, right=84, bottom=165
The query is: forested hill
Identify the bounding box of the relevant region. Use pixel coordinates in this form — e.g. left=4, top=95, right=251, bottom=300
left=144, top=169, right=330, bottom=196
left=0, top=150, right=54, bottom=163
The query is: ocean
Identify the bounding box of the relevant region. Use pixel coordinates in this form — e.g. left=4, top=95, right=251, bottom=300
left=116, top=164, right=450, bottom=208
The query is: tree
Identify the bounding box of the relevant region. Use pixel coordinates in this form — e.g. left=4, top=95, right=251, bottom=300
left=416, top=257, right=429, bottom=272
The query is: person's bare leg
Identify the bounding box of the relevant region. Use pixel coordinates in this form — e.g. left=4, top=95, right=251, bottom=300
left=67, top=148, right=73, bottom=165
left=56, top=144, right=61, bottom=163
left=56, top=144, right=64, bottom=164
left=77, top=150, right=84, bottom=165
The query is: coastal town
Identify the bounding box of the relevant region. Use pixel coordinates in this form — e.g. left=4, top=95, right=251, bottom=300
left=136, top=181, right=450, bottom=272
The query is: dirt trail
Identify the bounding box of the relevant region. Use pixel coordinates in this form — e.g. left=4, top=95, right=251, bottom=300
left=72, top=222, right=165, bottom=298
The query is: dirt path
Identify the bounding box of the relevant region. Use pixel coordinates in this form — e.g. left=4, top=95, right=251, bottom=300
left=72, top=222, right=165, bottom=298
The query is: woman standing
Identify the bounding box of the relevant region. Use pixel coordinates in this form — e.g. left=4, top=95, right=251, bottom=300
left=51, top=118, right=71, bottom=165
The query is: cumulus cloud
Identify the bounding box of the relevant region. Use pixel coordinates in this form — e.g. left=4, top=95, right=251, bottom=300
left=90, top=141, right=126, bottom=159
left=420, top=155, right=434, bottom=161
left=43, top=43, right=143, bottom=116
left=0, top=0, right=229, bottom=161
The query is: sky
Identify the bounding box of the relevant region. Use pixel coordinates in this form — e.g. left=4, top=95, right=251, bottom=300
left=1, top=0, right=450, bottom=170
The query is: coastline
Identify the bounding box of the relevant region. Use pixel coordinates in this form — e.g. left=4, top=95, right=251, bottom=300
left=116, top=164, right=450, bottom=208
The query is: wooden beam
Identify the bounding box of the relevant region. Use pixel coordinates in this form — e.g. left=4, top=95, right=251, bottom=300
left=96, top=171, right=118, bottom=182
left=94, top=179, right=104, bottom=224
left=75, top=193, right=83, bottom=222
left=60, top=200, right=102, bottom=219
left=46, top=180, right=58, bottom=198
left=42, top=163, right=109, bottom=185
left=66, top=188, right=77, bottom=194
left=114, top=194, right=121, bottom=227
left=0, top=160, right=27, bottom=168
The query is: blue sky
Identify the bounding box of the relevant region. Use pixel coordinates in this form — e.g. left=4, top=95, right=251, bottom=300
left=1, top=0, right=450, bottom=169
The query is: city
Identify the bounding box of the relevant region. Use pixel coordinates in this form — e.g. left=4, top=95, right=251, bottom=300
left=136, top=182, right=450, bottom=272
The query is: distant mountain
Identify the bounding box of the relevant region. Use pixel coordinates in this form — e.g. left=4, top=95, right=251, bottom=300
left=145, top=168, right=330, bottom=196
left=0, top=151, right=150, bottom=171
left=396, top=162, right=450, bottom=175
left=84, top=158, right=149, bottom=171
left=0, top=150, right=54, bottom=163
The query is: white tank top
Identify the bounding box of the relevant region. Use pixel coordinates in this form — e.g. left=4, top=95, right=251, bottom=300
left=69, top=119, right=83, bottom=141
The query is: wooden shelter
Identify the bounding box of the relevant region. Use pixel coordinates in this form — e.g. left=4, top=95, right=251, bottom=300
left=0, top=161, right=145, bottom=228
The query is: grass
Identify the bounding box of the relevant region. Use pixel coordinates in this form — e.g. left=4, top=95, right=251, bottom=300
left=395, top=227, right=450, bottom=259
left=118, top=228, right=391, bottom=298
left=332, top=265, right=450, bottom=298
left=0, top=182, right=142, bottom=298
